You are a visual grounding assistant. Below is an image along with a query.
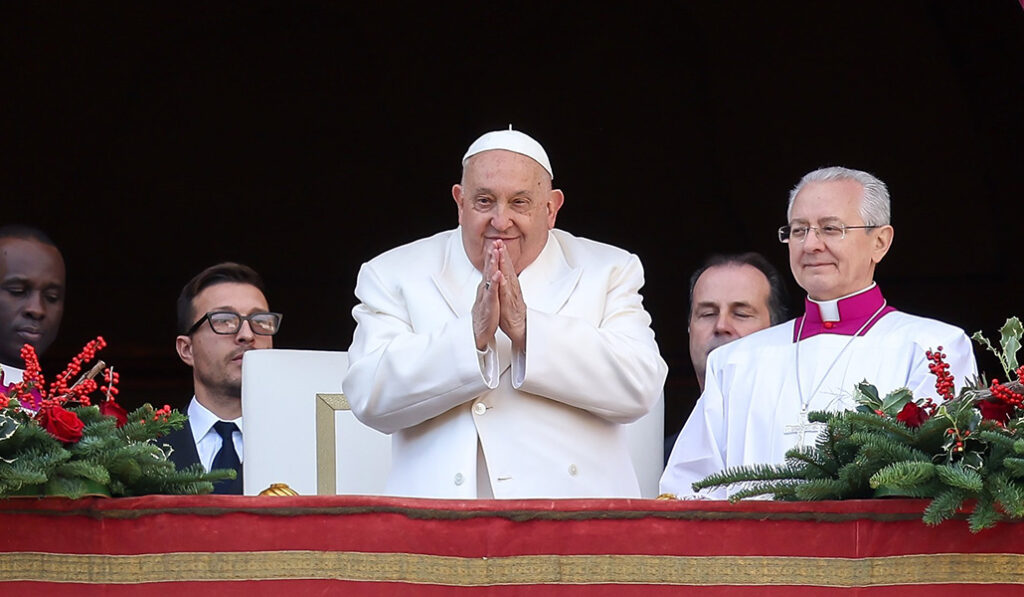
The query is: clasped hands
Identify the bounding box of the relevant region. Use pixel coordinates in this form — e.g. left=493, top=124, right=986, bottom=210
left=473, top=240, right=526, bottom=352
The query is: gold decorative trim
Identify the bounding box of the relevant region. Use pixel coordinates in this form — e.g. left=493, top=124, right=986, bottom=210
left=315, top=393, right=350, bottom=495
left=2, top=551, right=1023, bottom=586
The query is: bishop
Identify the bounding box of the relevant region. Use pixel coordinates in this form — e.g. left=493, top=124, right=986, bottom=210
left=660, top=167, right=977, bottom=498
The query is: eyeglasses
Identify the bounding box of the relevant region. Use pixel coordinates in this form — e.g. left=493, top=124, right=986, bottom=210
left=778, top=223, right=878, bottom=243
left=187, top=311, right=283, bottom=336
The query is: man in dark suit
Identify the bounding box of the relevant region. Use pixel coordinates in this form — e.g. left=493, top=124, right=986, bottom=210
left=162, top=262, right=281, bottom=494
left=0, top=225, right=66, bottom=383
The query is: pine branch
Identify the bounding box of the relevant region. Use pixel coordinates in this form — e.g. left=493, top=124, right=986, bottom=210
left=968, top=493, right=1002, bottom=533
left=693, top=463, right=807, bottom=492
left=1002, top=457, right=1024, bottom=478
left=728, top=480, right=803, bottom=502
left=847, top=412, right=917, bottom=441
left=870, top=461, right=936, bottom=489
left=54, top=460, right=111, bottom=486
left=923, top=488, right=968, bottom=526
left=935, top=464, right=984, bottom=492
left=853, top=432, right=931, bottom=466
left=784, top=447, right=836, bottom=479
left=988, top=472, right=1024, bottom=517
left=974, top=430, right=1018, bottom=452
left=794, top=478, right=856, bottom=501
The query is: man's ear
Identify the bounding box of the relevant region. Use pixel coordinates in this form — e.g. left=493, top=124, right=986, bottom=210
left=547, top=189, right=565, bottom=229
left=871, top=225, right=894, bottom=265
left=452, top=184, right=465, bottom=225
left=176, top=335, right=194, bottom=367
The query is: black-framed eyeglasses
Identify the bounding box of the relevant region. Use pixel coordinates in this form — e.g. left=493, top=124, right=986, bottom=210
left=187, top=311, right=283, bottom=336
left=778, top=223, right=879, bottom=243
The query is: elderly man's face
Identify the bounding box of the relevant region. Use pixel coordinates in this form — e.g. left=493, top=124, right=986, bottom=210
left=0, top=237, right=66, bottom=367
left=452, top=150, right=564, bottom=274
left=176, top=282, right=273, bottom=400
left=688, top=264, right=773, bottom=389
left=788, top=180, right=893, bottom=301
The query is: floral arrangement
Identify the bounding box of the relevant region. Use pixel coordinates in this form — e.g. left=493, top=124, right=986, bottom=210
left=0, top=337, right=231, bottom=498
left=694, top=317, right=1024, bottom=532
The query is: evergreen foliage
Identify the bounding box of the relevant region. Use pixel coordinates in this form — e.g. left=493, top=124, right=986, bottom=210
left=1, top=338, right=234, bottom=498
left=692, top=318, right=1024, bottom=532
left=0, top=403, right=231, bottom=498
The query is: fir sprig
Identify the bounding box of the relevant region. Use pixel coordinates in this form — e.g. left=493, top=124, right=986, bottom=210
left=692, top=317, right=1024, bottom=531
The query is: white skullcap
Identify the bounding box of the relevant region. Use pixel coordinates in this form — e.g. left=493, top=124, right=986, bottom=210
left=462, top=127, right=554, bottom=180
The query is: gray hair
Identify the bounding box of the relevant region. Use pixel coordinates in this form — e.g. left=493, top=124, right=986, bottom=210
left=786, top=166, right=890, bottom=226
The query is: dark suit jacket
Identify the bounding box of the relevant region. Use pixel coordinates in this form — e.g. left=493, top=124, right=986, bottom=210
left=161, top=418, right=243, bottom=494
left=161, top=420, right=202, bottom=472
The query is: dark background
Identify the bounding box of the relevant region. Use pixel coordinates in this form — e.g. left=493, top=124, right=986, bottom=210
left=3, top=2, right=1022, bottom=436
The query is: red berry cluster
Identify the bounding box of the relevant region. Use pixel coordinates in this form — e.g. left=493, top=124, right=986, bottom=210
left=926, top=346, right=955, bottom=402
left=100, top=367, right=120, bottom=402
left=48, top=336, right=107, bottom=403
left=944, top=427, right=972, bottom=452
left=12, top=344, right=47, bottom=402
left=152, top=404, right=172, bottom=422
left=989, top=378, right=1024, bottom=407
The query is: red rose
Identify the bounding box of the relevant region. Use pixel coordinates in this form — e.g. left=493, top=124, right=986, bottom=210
left=978, top=399, right=1014, bottom=423
left=896, top=402, right=928, bottom=428
left=98, top=400, right=129, bottom=427
left=37, top=405, right=85, bottom=443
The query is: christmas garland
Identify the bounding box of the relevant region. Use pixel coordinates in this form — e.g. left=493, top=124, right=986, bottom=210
left=0, top=338, right=232, bottom=498
left=693, top=317, right=1024, bottom=532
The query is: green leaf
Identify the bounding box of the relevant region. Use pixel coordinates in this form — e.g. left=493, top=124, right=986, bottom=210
left=0, top=413, right=18, bottom=443
left=972, top=330, right=997, bottom=357
left=854, top=381, right=881, bottom=409
left=880, top=387, right=913, bottom=414
left=1000, top=317, right=1023, bottom=373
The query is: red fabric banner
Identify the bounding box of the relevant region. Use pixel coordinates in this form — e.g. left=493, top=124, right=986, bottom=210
left=2, top=496, right=1021, bottom=595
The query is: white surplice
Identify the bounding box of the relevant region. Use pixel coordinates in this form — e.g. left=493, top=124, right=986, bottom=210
left=661, top=288, right=977, bottom=498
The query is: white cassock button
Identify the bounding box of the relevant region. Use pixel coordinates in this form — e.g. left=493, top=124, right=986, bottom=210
left=454, top=473, right=464, bottom=486
left=568, top=464, right=578, bottom=476
left=473, top=402, right=487, bottom=416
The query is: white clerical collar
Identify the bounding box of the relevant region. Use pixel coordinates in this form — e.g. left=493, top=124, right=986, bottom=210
left=795, top=283, right=895, bottom=340
left=808, top=283, right=877, bottom=322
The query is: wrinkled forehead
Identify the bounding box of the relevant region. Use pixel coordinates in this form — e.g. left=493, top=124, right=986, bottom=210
left=461, top=150, right=552, bottom=190
left=192, top=281, right=269, bottom=315
left=788, top=180, right=865, bottom=223
left=0, top=238, right=66, bottom=284
left=692, top=264, right=770, bottom=310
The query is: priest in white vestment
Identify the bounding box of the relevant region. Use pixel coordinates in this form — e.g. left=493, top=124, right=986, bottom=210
left=661, top=167, right=978, bottom=498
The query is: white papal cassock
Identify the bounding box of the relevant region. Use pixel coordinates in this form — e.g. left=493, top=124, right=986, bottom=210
left=661, top=284, right=978, bottom=498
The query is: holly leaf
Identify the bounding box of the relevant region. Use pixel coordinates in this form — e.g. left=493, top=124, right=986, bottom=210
left=0, top=412, right=18, bottom=443
left=854, top=381, right=881, bottom=409
left=881, top=387, right=914, bottom=414
left=1000, top=317, right=1023, bottom=373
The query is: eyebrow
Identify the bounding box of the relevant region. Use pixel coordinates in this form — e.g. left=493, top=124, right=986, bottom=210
left=209, top=306, right=269, bottom=313
left=790, top=216, right=844, bottom=225
left=474, top=187, right=534, bottom=197
left=694, top=300, right=760, bottom=312
left=1, top=275, right=64, bottom=287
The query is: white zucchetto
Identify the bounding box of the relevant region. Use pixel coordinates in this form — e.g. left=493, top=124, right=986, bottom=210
left=462, top=128, right=553, bottom=180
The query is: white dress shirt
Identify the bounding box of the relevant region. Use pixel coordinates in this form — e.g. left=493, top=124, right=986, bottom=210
left=186, top=397, right=243, bottom=472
